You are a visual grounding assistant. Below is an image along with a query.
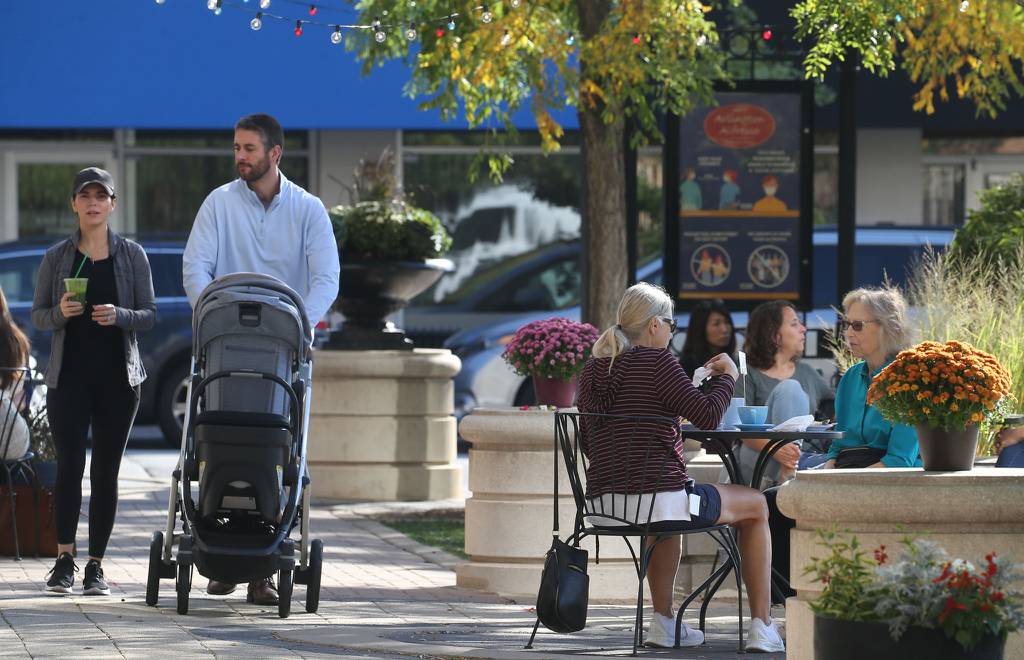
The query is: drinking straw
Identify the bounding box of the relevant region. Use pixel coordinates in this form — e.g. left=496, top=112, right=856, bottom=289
left=72, top=250, right=89, bottom=278
left=738, top=350, right=748, bottom=396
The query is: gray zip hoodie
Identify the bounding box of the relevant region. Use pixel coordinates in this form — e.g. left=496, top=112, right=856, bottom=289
left=31, top=229, right=156, bottom=388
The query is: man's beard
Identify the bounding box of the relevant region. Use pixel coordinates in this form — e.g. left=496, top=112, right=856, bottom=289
left=238, top=156, right=271, bottom=182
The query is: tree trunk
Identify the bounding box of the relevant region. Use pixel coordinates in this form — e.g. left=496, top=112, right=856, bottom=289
left=577, top=0, right=627, bottom=333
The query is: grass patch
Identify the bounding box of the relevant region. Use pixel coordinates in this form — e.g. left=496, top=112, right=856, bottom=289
left=381, top=513, right=467, bottom=559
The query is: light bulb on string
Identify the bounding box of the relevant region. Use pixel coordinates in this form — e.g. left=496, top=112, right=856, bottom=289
left=500, top=29, right=512, bottom=46
left=762, top=28, right=772, bottom=41
left=448, top=15, right=456, bottom=30
left=294, top=20, right=303, bottom=36
left=959, top=0, right=969, bottom=11
left=250, top=12, right=262, bottom=29
left=373, top=18, right=386, bottom=43
left=405, top=23, right=418, bottom=41
left=309, top=5, right=317, bottom=16
left=565, top=32, right=574, bottom=46
left=696, top=34, right=707, bottom=47
left=259, top=0, right=270, bottom=8
left=155, top=0, right=166, bottom=4
left=436, top=27, right=445, bottom=37
left=632, top=33, right=641, bottom=45
left=207, top=0, right=218, bottom=10
left=481, top=4, right=493, bottom=23
left=331, top=26, right=342, bottom=43
left=509, top=0, right=521, bottom=8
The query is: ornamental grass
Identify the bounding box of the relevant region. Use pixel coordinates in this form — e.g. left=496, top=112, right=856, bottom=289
left=906, top=247, right=1024, bottom=452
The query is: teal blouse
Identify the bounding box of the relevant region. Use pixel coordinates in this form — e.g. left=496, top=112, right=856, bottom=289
left=826, top=360, right=922, bottom=468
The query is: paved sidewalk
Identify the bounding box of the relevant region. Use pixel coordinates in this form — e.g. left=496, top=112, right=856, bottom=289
left=0, top=454, right=785, bottom=659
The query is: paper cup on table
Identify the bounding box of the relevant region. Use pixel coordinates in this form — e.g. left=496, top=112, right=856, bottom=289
left=64, top=278, right=88, bottom=304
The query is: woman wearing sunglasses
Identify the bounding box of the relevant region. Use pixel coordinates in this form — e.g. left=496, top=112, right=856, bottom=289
left=822, top=287, right=921, bottom=470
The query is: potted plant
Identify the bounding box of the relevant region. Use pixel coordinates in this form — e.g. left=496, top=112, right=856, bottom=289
left=867, top=340, right=1013, bottom=470
left=328, top=149, right=453, bottom=350
left=805, top=529, right=1024, bottom=660
left=501, top=317, right=599, bottom=407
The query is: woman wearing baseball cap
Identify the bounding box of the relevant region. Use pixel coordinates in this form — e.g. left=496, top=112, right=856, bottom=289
left=31, top=167, right=156, bottom=595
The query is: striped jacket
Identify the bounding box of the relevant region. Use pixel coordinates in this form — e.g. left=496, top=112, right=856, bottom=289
left=576, top=346, right=734, bottom=497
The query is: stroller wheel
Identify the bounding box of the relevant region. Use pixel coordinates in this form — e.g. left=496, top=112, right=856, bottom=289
left=146, top=532, right=163, bottom=606
left=305, top=539, right=323, bottom=614
left=176, top=560, right=192, bottom=615
left=278, top=569, right=293, bottom=619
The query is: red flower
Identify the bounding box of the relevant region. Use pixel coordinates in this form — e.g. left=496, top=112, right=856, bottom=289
left=874, top=545, right=888, bottom=565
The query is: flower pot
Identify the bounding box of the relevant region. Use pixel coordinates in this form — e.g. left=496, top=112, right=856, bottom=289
left=814, top=616, right=1005, bottom=660
left=329, top=258, right=453, bottom=350
left=917, top=424, right=980, bottom=471
left=532, top=375, right=577, bottom=408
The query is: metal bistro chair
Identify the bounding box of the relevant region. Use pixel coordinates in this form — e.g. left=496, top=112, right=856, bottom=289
left=527, top=411, right=745, bottom=656
left=0, top=366, right=41, bottom=560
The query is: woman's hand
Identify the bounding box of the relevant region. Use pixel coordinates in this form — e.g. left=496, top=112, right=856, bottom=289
left=91, top=303, right=118, bottom=327
left=59, top=291, right=84, bottom=318
left=822, top=459, right=836, bottom=469
left=995, top=427, right=1024, bottom=453
left=773, top=443, right=800, bottom=470
left=704, top=353, right=739, bottom=381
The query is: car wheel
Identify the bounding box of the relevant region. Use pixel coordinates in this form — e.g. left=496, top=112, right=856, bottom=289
left=158, top=361, right=190, bottom=448
left=512, top=378, right=536, bottom=407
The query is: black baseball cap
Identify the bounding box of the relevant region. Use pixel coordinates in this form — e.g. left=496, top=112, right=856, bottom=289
left=72, top=167, right=116, bottom=198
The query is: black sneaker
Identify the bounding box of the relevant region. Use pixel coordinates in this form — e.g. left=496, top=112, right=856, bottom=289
left=45, top=552, right=77, bottom=594
left=83, top=559, right=111, bottom=596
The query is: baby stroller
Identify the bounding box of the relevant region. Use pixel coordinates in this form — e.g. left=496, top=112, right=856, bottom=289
left=146, top=273, right=323, bottom=618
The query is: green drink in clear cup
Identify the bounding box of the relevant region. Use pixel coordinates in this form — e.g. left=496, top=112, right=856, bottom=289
left=64, top=278, right=88, bottom=304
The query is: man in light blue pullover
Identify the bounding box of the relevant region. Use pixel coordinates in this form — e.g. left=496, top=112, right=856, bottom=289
left=182, top=113, right=339, bottom=604
left=183, top=113, right=340, bottom=333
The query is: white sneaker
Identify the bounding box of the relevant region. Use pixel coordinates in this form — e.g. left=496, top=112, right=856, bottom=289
left=746, top=617, right=786, bottom=653
left=645, top=611, right=705, bottom=648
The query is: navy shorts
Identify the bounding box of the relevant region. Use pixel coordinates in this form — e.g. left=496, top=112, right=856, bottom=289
left=648, top=483, right=723, bottom=533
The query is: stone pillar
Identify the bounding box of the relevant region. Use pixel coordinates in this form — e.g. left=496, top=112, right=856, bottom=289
left=777, top=468, right=1024, bottom=660
left=455, top=408, right=725, bottom=601
left=308, top=349, right=462, bottom=501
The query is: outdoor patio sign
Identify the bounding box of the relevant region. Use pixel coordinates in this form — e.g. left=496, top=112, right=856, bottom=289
left=667, top=82, right=813, bottom=307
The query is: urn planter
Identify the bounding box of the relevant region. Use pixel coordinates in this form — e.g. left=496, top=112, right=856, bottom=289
left=917, top=424, right=980, bottom=471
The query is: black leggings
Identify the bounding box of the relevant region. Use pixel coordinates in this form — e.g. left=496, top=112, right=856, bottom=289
left=47, top=379, right=140, bottom=558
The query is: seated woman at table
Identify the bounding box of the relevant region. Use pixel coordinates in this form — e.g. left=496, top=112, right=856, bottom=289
left=823, top=287, right=920, bottom=469
left=679, top=298, right=738, bottom=379
left=577, top=282, right=785, bottom=653
left=738, top=301, right=833, bottom=487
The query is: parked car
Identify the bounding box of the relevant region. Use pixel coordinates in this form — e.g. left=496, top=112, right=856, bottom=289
left=0, top=235, right=192, bottom=446
left=444, top=226, right=955, bottom=421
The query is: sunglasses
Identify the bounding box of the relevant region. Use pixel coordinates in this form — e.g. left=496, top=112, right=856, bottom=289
left=661, top=317, right=678, bottom=332
left=842, top=319, right=879, bottom=332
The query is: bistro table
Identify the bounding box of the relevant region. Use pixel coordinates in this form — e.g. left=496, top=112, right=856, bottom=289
left=678, top=427, right=845, bottom=488
left=676, top=426, right=846, bottom=604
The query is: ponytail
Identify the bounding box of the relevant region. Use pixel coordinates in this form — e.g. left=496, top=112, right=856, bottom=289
left=592, top=324, right=631, bottom=371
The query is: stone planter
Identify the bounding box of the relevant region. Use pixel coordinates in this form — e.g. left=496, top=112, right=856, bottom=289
left=307, top=348, right=462, bottom=501
left=777, top=467, right=1024, bottom=660
left=454, top=408, right=724, bottom=601
left=329, top=259, right=453, bottom=350
left=815, top=616, right=1005, bottom=660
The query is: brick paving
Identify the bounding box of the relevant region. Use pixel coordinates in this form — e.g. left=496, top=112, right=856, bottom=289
left=0, top=453, right=784, bottom=659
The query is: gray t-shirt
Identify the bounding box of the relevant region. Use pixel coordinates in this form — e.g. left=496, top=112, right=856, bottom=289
left=743, top=362, right=831, bottom=416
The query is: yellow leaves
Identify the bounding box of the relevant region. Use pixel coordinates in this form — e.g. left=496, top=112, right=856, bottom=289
left=579, top=79, right=606, bottom=110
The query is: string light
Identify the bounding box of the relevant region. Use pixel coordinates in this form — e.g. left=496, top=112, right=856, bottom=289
left=155, top=0, right=166, bottom=4
left=259, top=0, right=270, bottom=8
left=762, top=28, right=772, bottom=41
left=447, top=15, right=456, bottom=30
left=294, top=19, right=302, bottom=36
left=481, top=4, right=493, bottom=23
left=436, top=27, right=445, bottom=37
left=509, top=0, right=521, bottom=8
left=331, top=25, right=342, bottom=43
left=959, top=0, right=969, bottom=11
left=500, top=29, right=512, bottom=46
left=250, top=12, right=262, bottom=29
left=565, top=32, right=574, bottom=46
left=405, top=23, right=418, bottom=41
left=373, top=18, right=386, bottom=42
left=632, top=33, right=642, bottom=45
left=309, top=4, right=317, bottom=16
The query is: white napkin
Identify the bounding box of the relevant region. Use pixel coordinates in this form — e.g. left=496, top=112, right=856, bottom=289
left=769, top=414, right=815, bottom=432
left=692, top=366, right=712, bottom=387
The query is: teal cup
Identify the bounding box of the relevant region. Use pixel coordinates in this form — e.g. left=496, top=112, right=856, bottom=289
left=737, top=405, right=769, bottom=425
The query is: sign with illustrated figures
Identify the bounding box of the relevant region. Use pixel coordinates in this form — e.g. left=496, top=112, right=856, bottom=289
left=676, top=89, right=808, bottom=303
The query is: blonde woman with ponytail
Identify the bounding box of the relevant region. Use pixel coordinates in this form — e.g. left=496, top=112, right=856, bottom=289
left=576, top=283, right=784, bottom=653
